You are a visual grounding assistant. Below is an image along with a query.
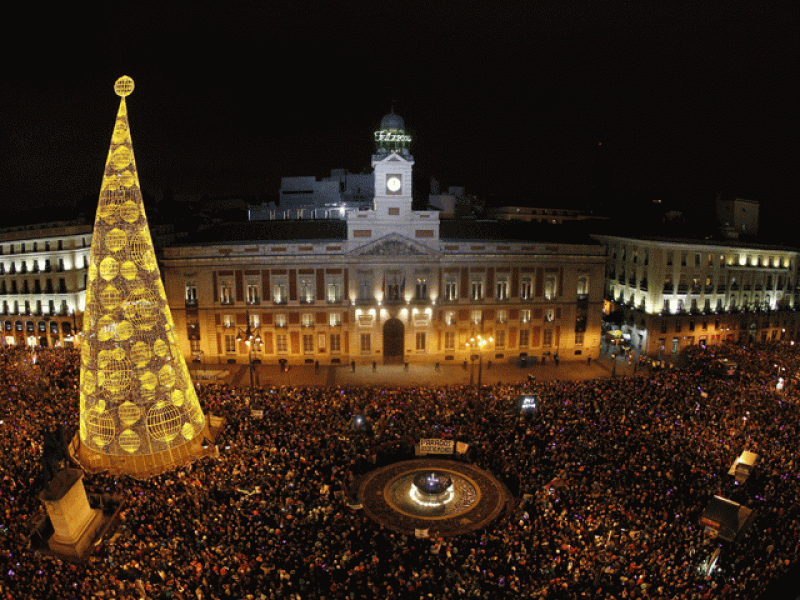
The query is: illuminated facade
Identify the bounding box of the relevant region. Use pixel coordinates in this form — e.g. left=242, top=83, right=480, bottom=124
left=0, top=221, right=91, bottom=347
left=595, top=234, right=800, bottom=356
left=75, top=77, right=206, bottom=477
left=163, top=111, right=606, bottom=368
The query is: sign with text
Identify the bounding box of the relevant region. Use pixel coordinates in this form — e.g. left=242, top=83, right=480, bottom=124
left=419, top=438, right=455, bottom=455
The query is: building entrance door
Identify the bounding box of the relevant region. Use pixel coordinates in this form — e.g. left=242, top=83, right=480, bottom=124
left=383, top=318, right=404, bottom=364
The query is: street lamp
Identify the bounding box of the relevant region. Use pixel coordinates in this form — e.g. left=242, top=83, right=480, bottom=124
left=68, top=311, right=82, bottom=349
left=236, top=310, right=262, bottom=400
left=469, top=333, right=493, bottom=397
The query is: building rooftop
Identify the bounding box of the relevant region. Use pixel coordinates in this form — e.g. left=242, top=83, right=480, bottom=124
left=171, top=218, right=602, bottom=248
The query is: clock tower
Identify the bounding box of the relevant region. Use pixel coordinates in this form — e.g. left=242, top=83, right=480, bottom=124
left=372, top=109, right=414, bottom=219
left=348, top=107, right=437, bottom=248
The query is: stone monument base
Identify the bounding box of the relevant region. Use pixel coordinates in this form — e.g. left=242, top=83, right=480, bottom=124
left=31, top=469, right=120, bottom=562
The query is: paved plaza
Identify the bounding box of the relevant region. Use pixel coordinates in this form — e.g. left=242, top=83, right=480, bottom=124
left=211, top=350, right=659, bottom=391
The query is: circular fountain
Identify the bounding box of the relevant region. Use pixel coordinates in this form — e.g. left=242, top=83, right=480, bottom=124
left=411, top=471, right=454, bottom=506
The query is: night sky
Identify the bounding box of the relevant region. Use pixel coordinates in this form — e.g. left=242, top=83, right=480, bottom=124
left=1, top=2, right=797, bottom=232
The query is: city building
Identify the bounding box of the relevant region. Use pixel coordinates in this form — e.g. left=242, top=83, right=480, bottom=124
left=162, top=111, right=607, bottom=369
left=594, top=233, right=800, bottom=357
left=0, top=220, right=91, bottom=347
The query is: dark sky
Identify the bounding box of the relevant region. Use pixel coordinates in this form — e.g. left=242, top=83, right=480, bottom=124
left=1, top=2, right=797, bottom=225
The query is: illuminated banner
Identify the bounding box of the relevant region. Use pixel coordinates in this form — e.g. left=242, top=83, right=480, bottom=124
left=375, top=130, right=412, bottom=143
left=419, top=438, right=455, bottom=455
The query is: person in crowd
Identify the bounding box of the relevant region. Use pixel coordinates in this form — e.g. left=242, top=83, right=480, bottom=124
left=0, top=341, right=797, bottom=599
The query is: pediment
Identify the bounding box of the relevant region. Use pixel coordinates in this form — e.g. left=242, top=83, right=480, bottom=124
left=379, top=153, right=408, bottom=164
left=353, top=233, right=436, bottom=256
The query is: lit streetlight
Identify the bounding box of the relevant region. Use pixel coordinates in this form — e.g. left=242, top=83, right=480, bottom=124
left=469, top=332, right=493, bottom=397
left=236, top=310, right=262, bottom=400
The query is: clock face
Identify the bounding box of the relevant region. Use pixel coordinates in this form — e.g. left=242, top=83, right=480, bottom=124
left=386, top=175, right=402, bottom=194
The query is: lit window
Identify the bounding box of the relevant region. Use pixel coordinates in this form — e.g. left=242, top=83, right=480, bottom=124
left=275, top=314, right=287, bottom=328
left=273, top=282, right=287, bottom=304
left=471, top=280, right=483, bottom=301
left=444, top=331, right=455, bottom=350
left=220, top=281, right=233, bottom=304
left=327, top=281, right=343, bottom=303
left=185, top=282, right=197, bottom=304
left=495, top=278, right=508, bottom=300
left=444, top=311, right=456, bottom=326
left=300, top=277, right=315, bottom=303
left=577, top=276, right=589, bottom=297
left=415, top=279, right=428, bottom=301
left=415, top=332, right=426, bottom=351
left=246, top=282, right=260, bottom=304
left=302, top=313, right=314, bottom=327
left=495, top=330, right=505, bottom=348
left=330, top=333, right=341, bottom=353
left=444, top=278, right=458, bottom=301
left=358, top=276, right=372, bottom=302
left=329, top=312, right=342, bottom=327
left=276, top=334, right=288, bottom=354
left=360, top=333, right=371, bottom=353
left=520, top=310, right=531, bottom=324
left=520, top=277, right=532, bottom=300
left=544, top=276, right=556, bottom=300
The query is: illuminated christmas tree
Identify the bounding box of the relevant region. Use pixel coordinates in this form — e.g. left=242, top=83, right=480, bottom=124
left=75, top=76, right=207, bottom=477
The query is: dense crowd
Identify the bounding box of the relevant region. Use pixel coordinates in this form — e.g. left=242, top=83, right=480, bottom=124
left=0, top=341, right=798, bottom=599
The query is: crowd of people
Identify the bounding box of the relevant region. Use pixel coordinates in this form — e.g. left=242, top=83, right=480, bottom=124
left=0, top=341, right=798, bottom=599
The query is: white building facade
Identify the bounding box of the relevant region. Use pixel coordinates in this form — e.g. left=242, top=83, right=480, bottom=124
left=162, top=112, right=607, bottom=369
left=595, top=234, right=800, bottom=357
left=0, top=222, right=91, bottom=347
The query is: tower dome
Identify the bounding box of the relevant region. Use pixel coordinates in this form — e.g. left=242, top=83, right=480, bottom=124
left=380, top=110, right=405, bottom=131
left=374, top=109, right=412, bottom=156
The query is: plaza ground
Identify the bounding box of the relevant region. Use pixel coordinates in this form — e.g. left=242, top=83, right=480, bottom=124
left=200, top=349, right=676, bottom=391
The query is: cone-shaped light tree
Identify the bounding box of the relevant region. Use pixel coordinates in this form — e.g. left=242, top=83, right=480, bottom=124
left=76, top=77, right=207, bottom=477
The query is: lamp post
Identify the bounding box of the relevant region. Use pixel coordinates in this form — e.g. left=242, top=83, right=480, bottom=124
left=69, top=311, right=81, bottom=349
left=469, top=332, right=493, bottom=397
left=236, top=310, right=262, bottom=400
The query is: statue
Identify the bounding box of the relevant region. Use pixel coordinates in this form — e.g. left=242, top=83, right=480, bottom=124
left=39, top=424, right=69, bottom=489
